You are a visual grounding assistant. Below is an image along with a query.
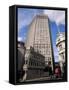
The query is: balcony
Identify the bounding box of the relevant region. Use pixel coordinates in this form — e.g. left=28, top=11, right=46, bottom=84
left=56, top=36, right=65, bottom=46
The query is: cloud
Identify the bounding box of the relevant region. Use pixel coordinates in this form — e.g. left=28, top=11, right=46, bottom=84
left=18, top=10, right=33, bottom=31
left=18, top=34, right=26, bottom=42
left=18, top=9, right=33, bottom=31
left=18, top=8, right=44, bottom=31
left=18, top=37, right=23, bottom=41
left=18, top=9, right=65, bottom=31
left=44, top=10, right=65, bottom=25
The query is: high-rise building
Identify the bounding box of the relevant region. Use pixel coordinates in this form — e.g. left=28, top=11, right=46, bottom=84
left=25, top=15, right=54, bottom=71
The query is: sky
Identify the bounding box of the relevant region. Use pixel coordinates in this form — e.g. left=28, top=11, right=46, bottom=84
left=18, top=8, right=65, bottom=62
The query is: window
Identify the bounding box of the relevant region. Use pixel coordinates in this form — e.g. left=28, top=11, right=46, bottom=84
left=61, top=53, right=64, bottom=59
left=25, top=60, right=28, bottom=64
left=62, top=55, right=64, bottom=59
left=58, top=38, right=60, bottom=42
left=29, top=61, right=30, bottom=65
left=59, top=44, right=62, bottom=50
left=31, top=62, right=32, bottom=66
left=37, top=63, right=38, bottom=66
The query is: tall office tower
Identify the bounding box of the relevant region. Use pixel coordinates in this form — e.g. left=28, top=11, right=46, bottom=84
left=25, top=15, right=54, bottom=71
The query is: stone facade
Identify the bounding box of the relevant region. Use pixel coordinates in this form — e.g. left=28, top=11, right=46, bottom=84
left=56, top=32, right=65, bottom=73
left=17, top=41, right=26, bottom=80
left=23, top=47, right=45, bottom=81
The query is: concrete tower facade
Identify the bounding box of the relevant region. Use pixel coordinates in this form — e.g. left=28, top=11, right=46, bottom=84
left=25, top=15, right=54, bottom=71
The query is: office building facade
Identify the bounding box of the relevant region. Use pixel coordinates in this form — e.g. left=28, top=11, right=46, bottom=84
left=25, top=15, right=54, bottom=71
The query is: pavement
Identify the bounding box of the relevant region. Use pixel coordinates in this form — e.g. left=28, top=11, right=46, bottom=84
left=24, top=76, right=62, bottom=82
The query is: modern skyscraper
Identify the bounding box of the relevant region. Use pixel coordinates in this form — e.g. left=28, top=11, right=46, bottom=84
left=25, top=15, right=54, bottom=71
